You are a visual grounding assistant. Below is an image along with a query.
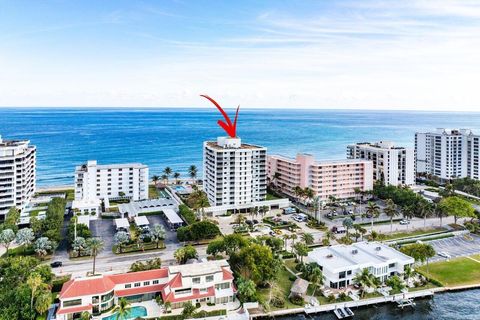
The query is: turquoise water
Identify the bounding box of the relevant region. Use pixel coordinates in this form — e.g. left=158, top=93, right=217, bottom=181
left=101, top=306, right=147, bottom=320
left=175, top=186, right=186, bottom=191
left=1, top=108, right=480, bottom=186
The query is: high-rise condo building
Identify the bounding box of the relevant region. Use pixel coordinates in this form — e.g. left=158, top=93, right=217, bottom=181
left=73, top=160, right=149, bottom=215
left=0, top=135, right=36, bottom=221
left=415, top=128, right=480, bottom=180
left=347, top=141, right=415, bottom=186
left=267, top=153, right=373, bottom=201
left=203, top=137, right=267, bottom=207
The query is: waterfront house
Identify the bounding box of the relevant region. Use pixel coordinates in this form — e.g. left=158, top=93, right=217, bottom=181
left=307, top=242, right=414, bottom=289
left=56, top=260, right=236, bottom=320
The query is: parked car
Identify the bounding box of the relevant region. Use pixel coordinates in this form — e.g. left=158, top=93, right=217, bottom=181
left=283, top=207, right=297, bottom=215
left=438, top=251, right=451, bottom=259
left=245, top=220, right=253, bottom=226
left=399, top=219, right=410, bottom=225
left=50, top=261, right=63, bottom=268
left=332, top=226, right=347, bottom=234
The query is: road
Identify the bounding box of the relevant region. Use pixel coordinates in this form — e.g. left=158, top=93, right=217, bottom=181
left=52, top=242, right=208, bottom=277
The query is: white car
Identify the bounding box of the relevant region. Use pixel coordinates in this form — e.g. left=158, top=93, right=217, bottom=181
left=438, top=251, right=451, bottom=259
left=399, top=219, right=410, bottom=225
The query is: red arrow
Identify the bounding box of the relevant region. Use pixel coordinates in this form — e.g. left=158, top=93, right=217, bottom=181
left=200, top=95, right=239, bottom=138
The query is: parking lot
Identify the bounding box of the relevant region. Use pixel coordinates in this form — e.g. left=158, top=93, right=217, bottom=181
left=429, top=234, right=480, bottom=262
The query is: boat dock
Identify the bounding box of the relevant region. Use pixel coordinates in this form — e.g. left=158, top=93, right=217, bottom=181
left=396, top=298, right=416, bottom=309
left=251, top=289, right=434, bottom=319
left=333, top=307, right=354, bottom=319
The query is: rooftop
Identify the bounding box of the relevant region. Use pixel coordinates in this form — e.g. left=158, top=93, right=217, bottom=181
left=168, top=259, right=231, bottom=277
left=76, top=160, right=147, bottom=171
left=350, top=141, right=408, bottom=150
left=0, top=135, right=32, bottom=148
left=205, top=141, right=265, bottom=151
left=308, top=242, right=414, bottom=272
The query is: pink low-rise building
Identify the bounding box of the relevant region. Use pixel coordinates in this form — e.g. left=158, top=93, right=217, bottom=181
left=267, top=153, right=373, bottom=201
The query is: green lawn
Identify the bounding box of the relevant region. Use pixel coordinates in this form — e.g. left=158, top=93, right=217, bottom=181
left=418, top=256, right=480, bottom=287
left=257, top=267, right=298, bottom=310
left=266, top=192, right=280, bottom=200
left=149, top=185, right=159, bottom=198
left=383, top=227, right=446, bottom=241
left=284, top=258, right=299, bottom=272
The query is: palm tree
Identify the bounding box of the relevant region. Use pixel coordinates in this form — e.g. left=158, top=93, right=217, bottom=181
left=152, top=175, right=160, bottom=186
left=163, top=167, right=172, bottom=184
left=417, top=200, right=434, bottom=229
left=366, top=202, right=380, bottom=231
left=306, top=265, right=323, bottom=297
left=271, top=172, right=281, bottom=188
left=353, top=268, right=380, bottom=297
left=173, top=172, right=181, bottom=184
left=80, top=311, right=91, bottom=320
left=302, top=233, right=314, bottom=245
left=401, top=205, right=414, bottom=230
left=282, top=234, right=290, bottom=251
left=384, top=199, right=398, bottom=232
left=303, top=187, right=315, bottom=206
left=86, top=237, right=104, bottom=275
left=290, top=234, right=298, bottom=253
left=188, top=165, right=198, bottom=185
left=27, top=274, right=43, bottom=312
left=161, top=174, right=168, bottom=184
left=293, top=186, right=303, bottom=203
left=114, top=298, right=131, bottom=320
left=313, top=196, right=321, bottom=221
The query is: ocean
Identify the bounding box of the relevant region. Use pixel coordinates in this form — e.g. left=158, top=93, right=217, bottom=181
left=1, top=107, right=480, bottom=318
left=1, top=108, right=480, bottom=187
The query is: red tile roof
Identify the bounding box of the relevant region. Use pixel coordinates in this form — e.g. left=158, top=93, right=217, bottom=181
left=60, top=277, right=116, bottom=299
left=163, top=286, right=215, bottom=303
left=169, top=273, right=183, bottom=288
left=57, top=304, right=92, bottom=315
left=115, top=284, right=167, bottom=297
left=222, top=268, right=234, bottom=280
left=60, top=268, right=169, bottom=299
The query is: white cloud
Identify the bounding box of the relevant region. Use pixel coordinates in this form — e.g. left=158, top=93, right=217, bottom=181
left=1, top=0, right=480, bottom=110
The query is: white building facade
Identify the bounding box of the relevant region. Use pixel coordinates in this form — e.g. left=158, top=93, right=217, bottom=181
left=73, top=160, right=148, bottom=215
left=203, top=137, right=267, bottom=207
left=415, top=128, right=480, bottom=180
left=347, top=141, right=415, bottom=186
left=0, top=135, right=36, bottom=221
left=308, top=242, right=414, bottom=289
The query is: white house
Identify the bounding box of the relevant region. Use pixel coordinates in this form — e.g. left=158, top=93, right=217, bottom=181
left=307, top=242, right=414, bottom=289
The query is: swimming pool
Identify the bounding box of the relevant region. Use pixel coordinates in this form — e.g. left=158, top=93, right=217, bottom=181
left=101, top=306, right=147, bottom=320
left=174, top=186, right=186, bottom=192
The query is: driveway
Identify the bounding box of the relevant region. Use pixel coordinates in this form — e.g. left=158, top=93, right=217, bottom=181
left=146, top=214, right=179, bottom=246
left=90, top=219, right=116, bottom=257
left=429, top=234, right=480, bottom=263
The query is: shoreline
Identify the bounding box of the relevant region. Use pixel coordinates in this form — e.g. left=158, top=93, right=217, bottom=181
left=250, top=283, right=480, bottom=319
left=36, top=184, right=73, bottom=192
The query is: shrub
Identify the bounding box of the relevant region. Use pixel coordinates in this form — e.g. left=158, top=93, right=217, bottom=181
left=177, top=221, right=221, bottom=242
left=178, top=204, right=196, bottom=225
left=289, top=295, right=304, bottom=306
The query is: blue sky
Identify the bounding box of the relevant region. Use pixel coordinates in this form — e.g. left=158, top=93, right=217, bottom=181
left=1, top=0, right=480, bottom=110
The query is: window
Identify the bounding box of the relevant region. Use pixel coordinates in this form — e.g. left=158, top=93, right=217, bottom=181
left=153, top=280, right=159, bottom=285
left=206, top=275, right=214, bottom=282
left=134, top=282, right=141, bottom=287
left=339, top=271, right=346, bottom=279
left=125, top=284, right=131, bottom=288
left=175, top=288, right=192, bottom=295
left=63, top=299, right=82, bottom=307
left=193, top=277, right=201, bottom=284
left=101, top=291, right=114, bottom=302
left=143, top=281, right=150, bottom=286
left=215, top=282, right=230, bottom=290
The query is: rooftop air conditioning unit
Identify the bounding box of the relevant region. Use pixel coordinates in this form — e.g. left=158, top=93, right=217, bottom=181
left=352, top=249, right=358, bottom=255
left=376, top=246, right=381, bottom=251
left=326, top=254, right=333, bottom=258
